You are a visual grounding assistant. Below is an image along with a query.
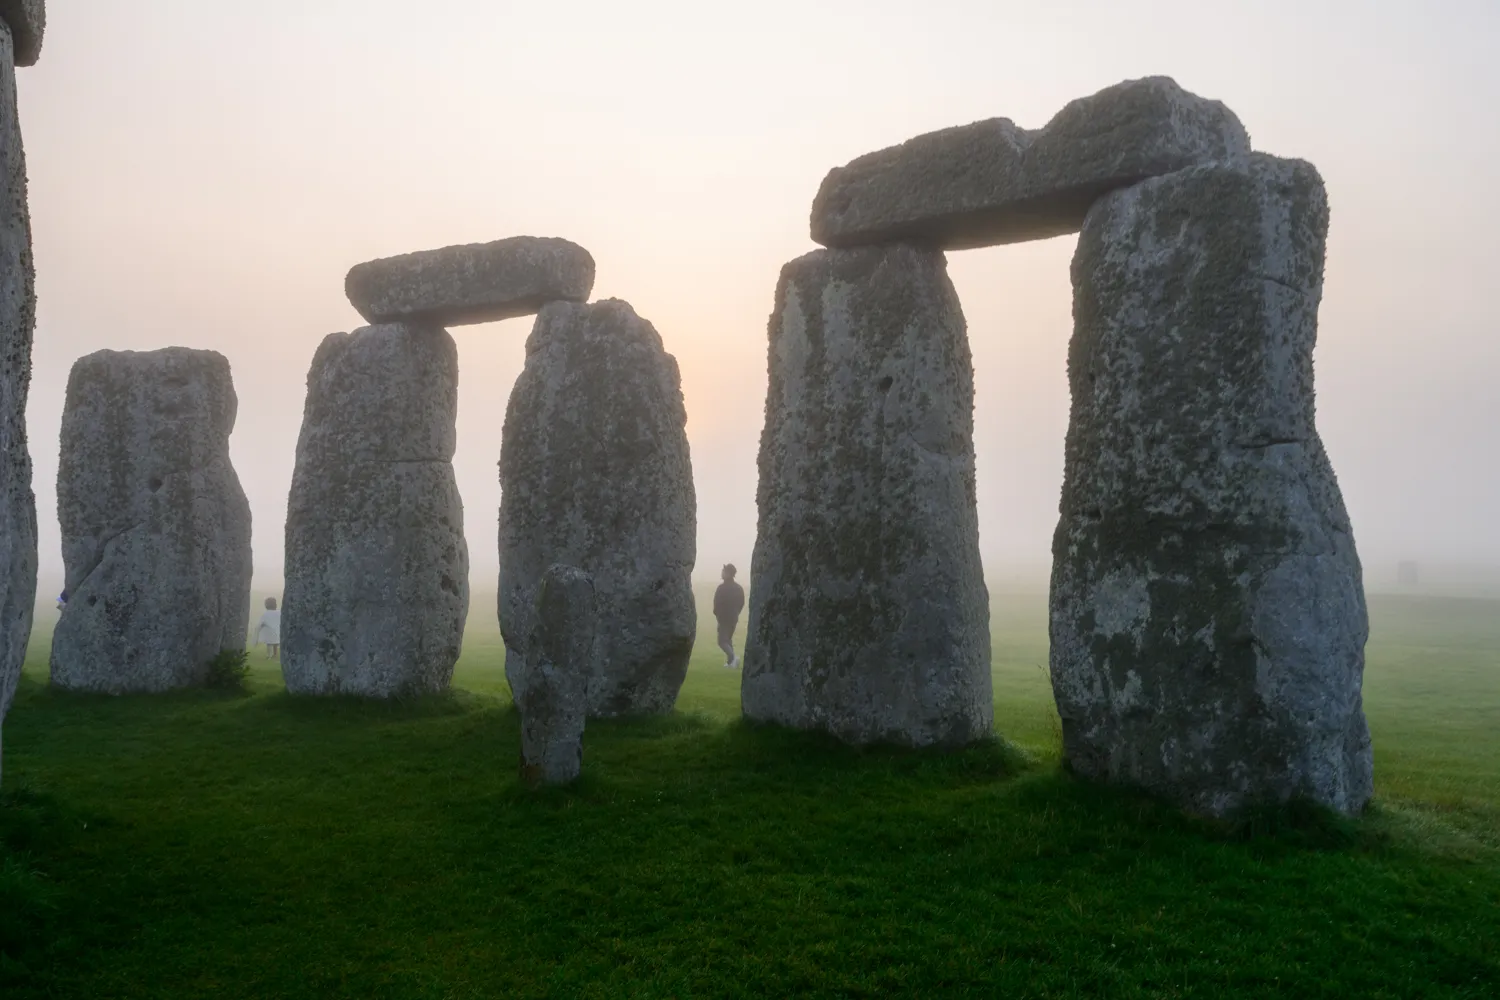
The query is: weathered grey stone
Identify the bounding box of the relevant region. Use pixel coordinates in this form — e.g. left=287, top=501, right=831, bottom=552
left=516, top=564, right=595, bottom=787
left=0, top=1, right=43, bottom=68
left=282, top=323, right=469, bottom=697
left=345, top=236, right=595, bottom=328
left=499, top=299, right=696, bottom=718
left=742, top=245, right=992, bottom=747
left=0, top=21, right=35, bottom=783
left=1050, top=153, right=1371, bottom=818
left=50, top=349, right=252, bottom=694
left=811, top=76, right=1249, bottom=251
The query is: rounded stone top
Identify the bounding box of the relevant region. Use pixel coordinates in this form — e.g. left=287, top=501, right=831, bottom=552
left=0, top=0, right=45, bottom=67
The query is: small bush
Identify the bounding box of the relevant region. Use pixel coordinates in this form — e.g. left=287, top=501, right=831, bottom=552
left=204, top=648, right=251, bottom=690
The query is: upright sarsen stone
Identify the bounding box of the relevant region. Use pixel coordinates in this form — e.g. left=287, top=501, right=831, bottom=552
left=51, top=349, right=252, bottom=693
left=0, top=19, right=36, bottom=781
left=1051, top=154, right=1371, bottom=817
left=742, top=245, right=991, bottom=747
left=516, top=564, right=596, bottom=787
left=282, top=323, right=469, bottom=697
left=499, top=299, right=696, bottom=718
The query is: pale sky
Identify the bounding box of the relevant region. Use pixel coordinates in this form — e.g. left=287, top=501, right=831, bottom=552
left=15, top=0, right=1500, bottom=595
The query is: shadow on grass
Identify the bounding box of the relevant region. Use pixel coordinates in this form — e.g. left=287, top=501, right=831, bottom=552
left=0, top=785, right=91, bottom=971
left=249, top=687, right=505, bottom=722
left=715, top=718, right=1034, bottom=782
left=1002, top=766, right=1393, bottom=858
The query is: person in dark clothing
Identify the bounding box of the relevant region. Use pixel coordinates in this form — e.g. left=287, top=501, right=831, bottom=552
left=713, top=564, right=746, bottom=669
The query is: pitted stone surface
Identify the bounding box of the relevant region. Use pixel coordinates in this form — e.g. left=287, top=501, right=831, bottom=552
left=50, top=349, right=252, bottom=694
left=811, top=76, right=1249, bottom=251
left=741, top=245, right=992, bottom=747
left=0, top=1, right=43, bottom=67
left=0, top=22, right=35, bottom=781
left=346, top=236, right=595, bottom=327
left=499, top=299, right=696, bottom=718
left=282, top=323, right=469, bottom=697
left=1050, top=153, right=1371, bottom=818
left=516, top=565, right=596, bottom=787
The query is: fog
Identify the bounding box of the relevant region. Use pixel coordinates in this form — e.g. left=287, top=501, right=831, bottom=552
left=16, top=0, right=1500, bottom=600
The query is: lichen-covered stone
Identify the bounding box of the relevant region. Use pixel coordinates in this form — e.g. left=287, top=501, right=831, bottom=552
left=346, top=236, right=595, bottom=328
left=0, top=21, right=35, bottom=781
left=282, top=323, right=469, bottom=697
left=1051, top=153, right=1370, bottom=818
left=50, top=349, right=252, bottom=693
left=742, top=245, right=992, bottom=747
left=499, top=299, right=696, bottom=718
left=517, top=565, right=595, bottom=787
left=811, top=76, right=1249, bottom=251
left=0, top=1, right=43, bottom=68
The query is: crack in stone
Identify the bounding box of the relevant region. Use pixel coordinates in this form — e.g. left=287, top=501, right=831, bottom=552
left=73, top=519, right=147, bottom=593
left=1254, top=273, right=1303, bottom=293
left=1233, top=437, right=1303, bottom=450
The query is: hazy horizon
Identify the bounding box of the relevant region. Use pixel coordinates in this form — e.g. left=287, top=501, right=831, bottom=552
left=15, top=1, right=1500, bottom=601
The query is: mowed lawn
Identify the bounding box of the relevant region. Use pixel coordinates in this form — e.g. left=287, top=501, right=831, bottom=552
left=1, top=589, right=1497, bottom=998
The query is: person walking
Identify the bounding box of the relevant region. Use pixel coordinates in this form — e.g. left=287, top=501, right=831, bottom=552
left=255, top=597, right=282, bottom=659
left=713, top=564, right=746, bottom=669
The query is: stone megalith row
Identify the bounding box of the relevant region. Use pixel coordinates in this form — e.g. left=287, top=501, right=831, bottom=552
left=499, top=298, right=697, bottom=719
left=746, top=77, right=1245, bottom=749
left=51, top=349, right=253, bottom=693
left=748, top=74, right=1370, bottom=816
left=282, top=236, right=595, bottom=697
left=0, top=1, right=42, bottom=785
left=741, top=245, right=991, bottom=747
left=1051, top=154, right=1371, bottom=816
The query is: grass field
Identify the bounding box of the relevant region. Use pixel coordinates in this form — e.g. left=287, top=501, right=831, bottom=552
left=2, top=588, right=1497, bottom=997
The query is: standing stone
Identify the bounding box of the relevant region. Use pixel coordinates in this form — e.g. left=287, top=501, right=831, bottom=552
left=1051, top=153, right=1371, bottom=818
left=0, top=17, right=35, bottom=782
left=50, top=349, right=252, bottom=693
left=742, top=245, right=991, bottom=747
left=282, top=323, right=469, bottom=697
left=811, top=76, right=1249, bottom=251
left=0, top=1, right=43, bottom=68
left=346, top=236, right=595, bottom=328
left=499, top=299, right=696, bottom=718
left=516, top=565, right=595, bottom=787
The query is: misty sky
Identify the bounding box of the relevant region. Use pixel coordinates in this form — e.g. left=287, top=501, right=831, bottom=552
left=15, top=0, right=1500, bottom=591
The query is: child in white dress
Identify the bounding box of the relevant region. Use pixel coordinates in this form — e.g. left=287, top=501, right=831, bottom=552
left=255, top=597, right=282, bottom=659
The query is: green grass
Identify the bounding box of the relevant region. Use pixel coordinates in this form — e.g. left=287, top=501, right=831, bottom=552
left=1, top=589, right=1497, bottom=997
